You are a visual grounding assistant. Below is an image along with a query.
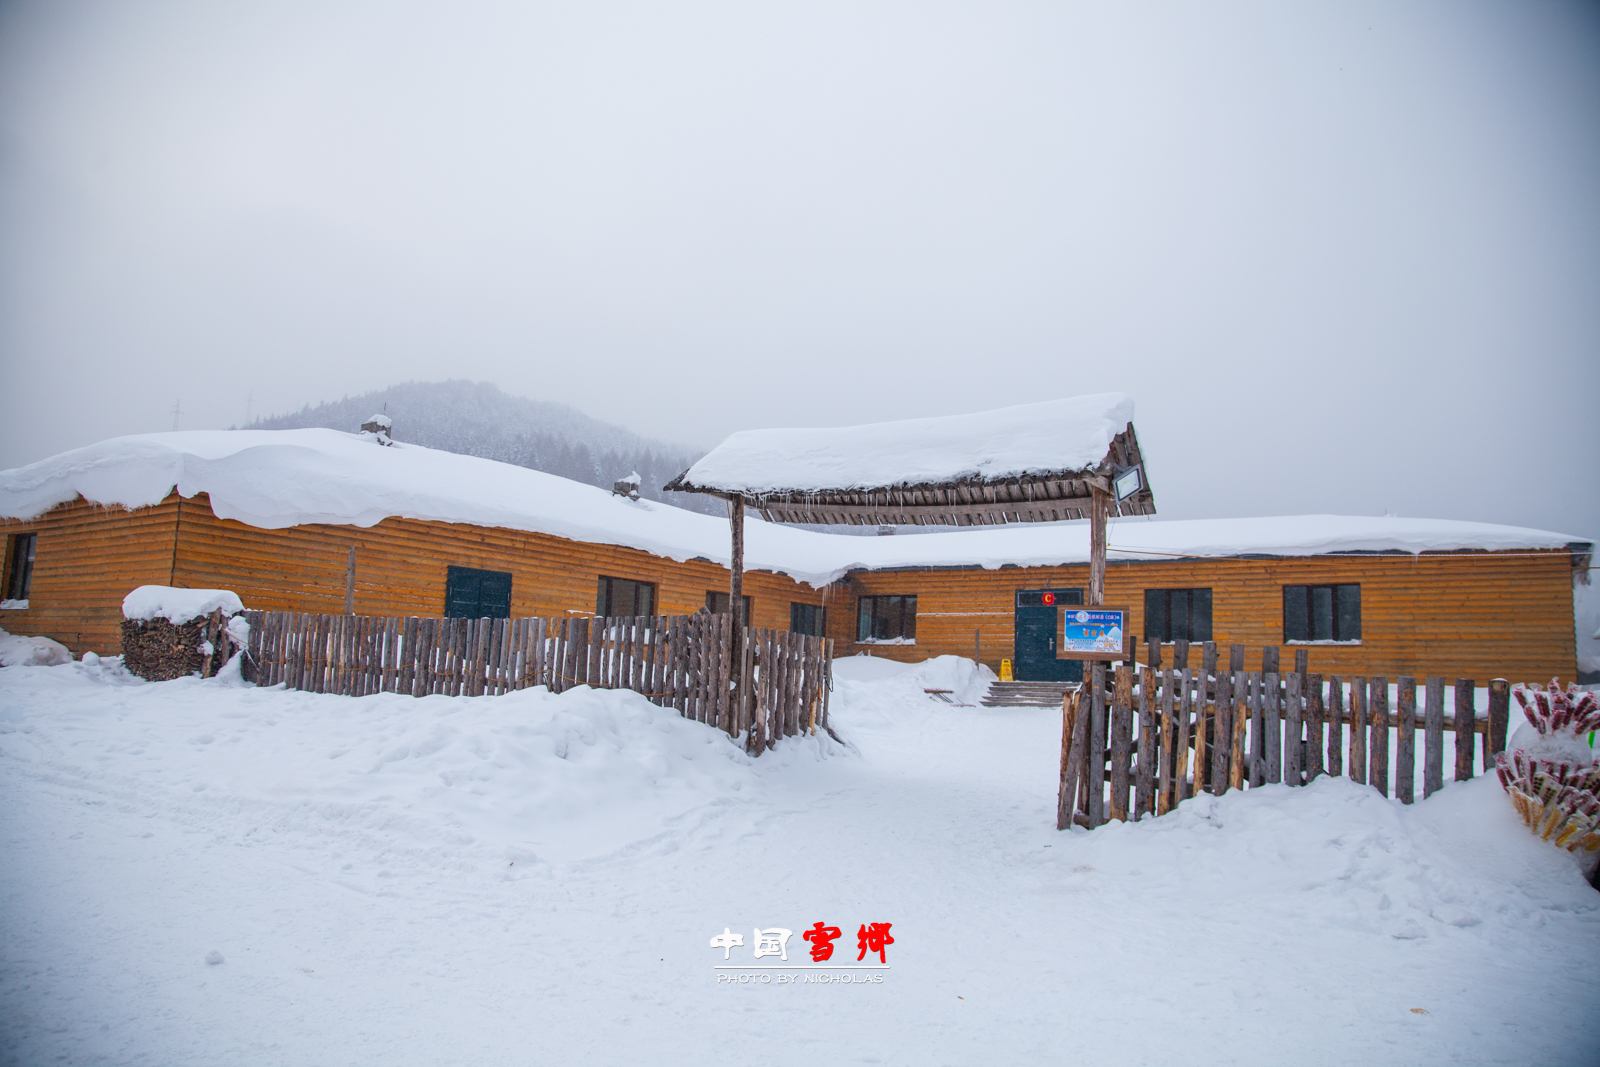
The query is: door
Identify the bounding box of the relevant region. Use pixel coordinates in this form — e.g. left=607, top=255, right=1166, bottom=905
left=1014, top=588, right=1084, bottom=682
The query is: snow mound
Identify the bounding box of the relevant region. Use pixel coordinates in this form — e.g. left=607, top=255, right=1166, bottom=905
left=0, top=662, right=840, bottom=864
left=122, top=586, right=244, bottom=623
left=0, top=628, right=71, bottom=667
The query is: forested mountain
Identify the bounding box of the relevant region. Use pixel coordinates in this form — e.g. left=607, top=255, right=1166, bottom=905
left=240, top=380, right=722, bottom=516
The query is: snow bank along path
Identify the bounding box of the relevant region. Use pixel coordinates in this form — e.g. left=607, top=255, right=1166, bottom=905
left=0, top=428, right=1586, bottom=590
left=2, top=655, right=1596, bottom=1065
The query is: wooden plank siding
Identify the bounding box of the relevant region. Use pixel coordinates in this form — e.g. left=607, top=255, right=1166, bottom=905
left=4, top=492, right=840, bottom=656
left=0, top=496, right=181, bottom=652
left=833, top=552, right=1580, bottom=684
left=4, top=493, right=1581, bottom=684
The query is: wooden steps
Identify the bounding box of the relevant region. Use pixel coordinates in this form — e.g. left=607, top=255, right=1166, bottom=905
left=980, top=681, right=1078, bottom=708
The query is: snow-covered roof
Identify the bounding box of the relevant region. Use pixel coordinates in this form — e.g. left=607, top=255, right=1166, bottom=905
left=671, top=393, right=1137, bottom=495
left=0, top=429, right=1588, bottom=589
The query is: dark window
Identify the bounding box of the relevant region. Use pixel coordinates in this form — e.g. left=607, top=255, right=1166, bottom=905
left=597, top=575, right=656, bottom=618
left=5, top=533, right=36, bottom=601
left=790, top=603, right=827, bottom=636
left=1283, top=584, right=1361, bottom=642
left=706, top=591, right=753, bottom=620
left=1144, top=588, right=1212, bottom=643
left=857, top=595, right=917, bottom=641
left=445, top=565, right=513, bottom=619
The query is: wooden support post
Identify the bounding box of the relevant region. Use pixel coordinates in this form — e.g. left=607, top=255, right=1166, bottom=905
left=1089, top=486, right=1108, bottom=606
left=345, top=546, right=356, bottom=615
left=728, top=496, right=747, bottom=737
left=1487, top=678, right=1510, bottom=767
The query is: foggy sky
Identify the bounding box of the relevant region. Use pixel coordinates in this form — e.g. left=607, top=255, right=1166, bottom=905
left=1, top=2, right=1596, bottom=539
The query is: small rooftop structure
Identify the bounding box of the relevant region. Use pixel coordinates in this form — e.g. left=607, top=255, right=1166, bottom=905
left=664, top=393, right=1154, bottom=527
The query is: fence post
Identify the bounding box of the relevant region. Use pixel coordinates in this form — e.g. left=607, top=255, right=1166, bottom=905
left=1396, top=677, right=1416, bottom=803
left=1110, top=663, right=1133, bottom=821
left=1424, top=677, right=1445, bottom=798
left=1135, top=668, right=1155, bottom=819
left=1487, top=678, right=1510, bottom=768
left=1089, top=662, right=1107, bottom=826
left=1305, top=673, right=1324, bottom=781
left=1455, top=679, right=1476, bottom=782
left=1285, top=672, right=1303, bottom=786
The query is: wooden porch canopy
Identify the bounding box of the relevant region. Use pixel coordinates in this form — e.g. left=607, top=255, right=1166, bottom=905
left=666, top=393, right=1155, bottom=660
left=664, top=392, right=1156, bottom=528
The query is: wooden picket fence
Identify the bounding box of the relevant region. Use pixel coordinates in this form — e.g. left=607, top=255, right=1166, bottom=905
left=1058, top=642, right=1512, bottom=830
left=240, top=610, right=832, bottom=754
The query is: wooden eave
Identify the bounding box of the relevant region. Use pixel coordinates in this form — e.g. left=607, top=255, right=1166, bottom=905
left=665, top=424, right=1155, bottom=527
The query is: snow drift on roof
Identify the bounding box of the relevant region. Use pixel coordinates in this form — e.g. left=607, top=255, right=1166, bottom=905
left=0, top=429, right=1586, bottom=590
left=674, top=393, right=1137, bottom=494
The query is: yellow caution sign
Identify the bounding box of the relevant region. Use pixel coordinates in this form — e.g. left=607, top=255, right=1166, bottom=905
left=999, top=658, right=1013, bottom=682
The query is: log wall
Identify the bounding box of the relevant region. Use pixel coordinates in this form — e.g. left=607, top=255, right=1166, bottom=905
left=2, top=493, right=841, bottom=656
left=0, top=496, right=180, bottom=652
left=835, top=552, right=1581, bottom=684
left=2, top=493, right=1581, bottom=684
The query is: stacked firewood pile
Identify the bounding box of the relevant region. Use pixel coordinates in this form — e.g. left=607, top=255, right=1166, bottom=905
left=121, top=609, right=238, bottom=682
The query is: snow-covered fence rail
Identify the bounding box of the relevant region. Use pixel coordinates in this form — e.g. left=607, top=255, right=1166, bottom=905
left=239, top=610, right=830, bottom=753
left=1058, top=642, right=1512, bottom=829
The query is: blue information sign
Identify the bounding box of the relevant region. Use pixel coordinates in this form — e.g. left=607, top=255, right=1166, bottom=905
left=1057, top=607, right=1128, bottom=660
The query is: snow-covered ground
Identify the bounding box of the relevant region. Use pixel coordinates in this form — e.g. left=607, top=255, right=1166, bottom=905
left=2, top=654, right=1597, bottom=1066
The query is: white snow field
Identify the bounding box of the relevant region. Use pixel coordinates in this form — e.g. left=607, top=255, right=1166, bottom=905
left=2, top=655, right=1598, bottom=1066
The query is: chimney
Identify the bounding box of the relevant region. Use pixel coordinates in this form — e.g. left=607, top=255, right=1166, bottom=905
left=613, top=471, right=641, bottom=501
left=360, top=414, right=393, bottom=446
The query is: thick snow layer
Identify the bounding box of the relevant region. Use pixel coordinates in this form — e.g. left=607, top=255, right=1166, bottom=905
left=122, top=585, right=245, bottom=623
left=676, top=393, right=1136, bottom=493
left=0, top=429, right=1588, bottom=589
left=0, top=627, right=71, bottom=667
left=1, top=657, right=1596, bottom=1065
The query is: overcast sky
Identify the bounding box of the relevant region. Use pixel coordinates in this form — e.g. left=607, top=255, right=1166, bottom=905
left=1, top=1, right=1596, bottom=538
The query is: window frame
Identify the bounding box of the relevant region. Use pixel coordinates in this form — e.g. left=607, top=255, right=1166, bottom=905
left=790, top=602, right=827, bottom=637
left=1282, top=583, right=1361, bottom=643
left=596, top=575, right=657, bottom=619
left=444, top=564, right=514, bottom=619
left=1143, top=587, right=1212, bottom=644
left=4, top=532, right=36, bottom=603
left=705, top=591, right=753, bottom=620
left=856, top=594, right=917, bottom=643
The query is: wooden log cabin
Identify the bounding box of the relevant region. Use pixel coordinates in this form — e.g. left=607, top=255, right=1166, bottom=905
left=1, top=417, right=1590, bottom=685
